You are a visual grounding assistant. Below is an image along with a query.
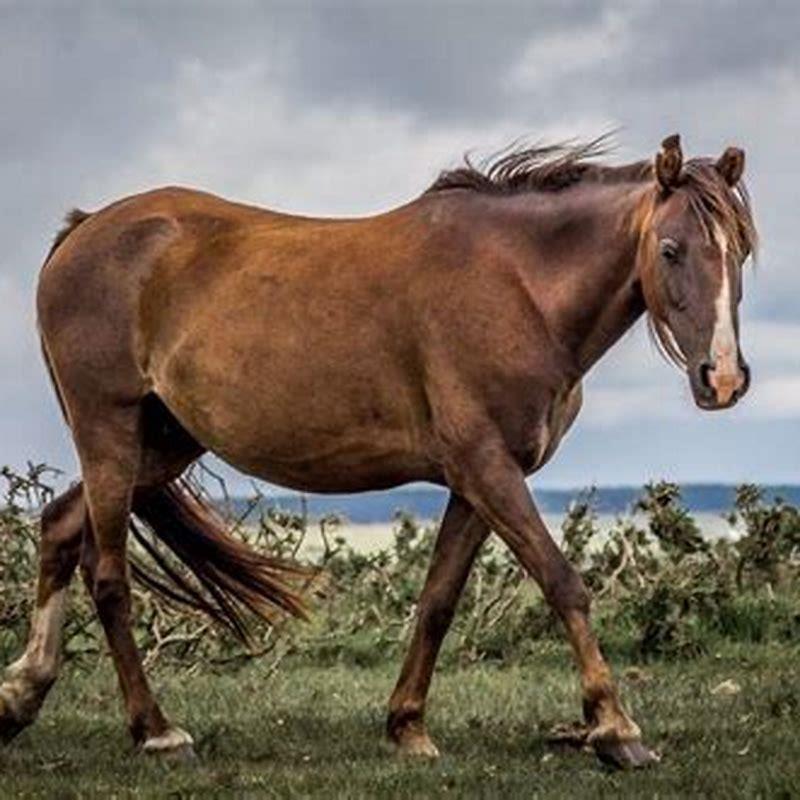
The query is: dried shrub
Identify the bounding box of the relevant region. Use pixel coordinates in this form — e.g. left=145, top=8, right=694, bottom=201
left=1, top=465, right=799, bottom=672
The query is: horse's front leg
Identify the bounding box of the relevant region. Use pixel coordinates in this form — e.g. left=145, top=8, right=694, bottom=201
left=447, top=441, right=657, bottom=769
left=387, top=493, right=489, bottom=757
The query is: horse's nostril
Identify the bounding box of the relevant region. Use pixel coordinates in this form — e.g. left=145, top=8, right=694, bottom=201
left=740, top=361, right=751, bottom=391
left=698, top=361, right=714, bottom=392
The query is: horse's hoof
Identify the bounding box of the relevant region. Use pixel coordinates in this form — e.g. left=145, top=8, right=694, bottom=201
left=394, top=731, right=441, bottom=759
left=591, top=735, right=659, bottom=769
left=160, top=741, right=197, bottom=763
left=142, top=727, right=196, bottom=762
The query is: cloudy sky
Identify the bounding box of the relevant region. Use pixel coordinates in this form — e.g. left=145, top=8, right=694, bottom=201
left=1, top=1, right=799, bottom=490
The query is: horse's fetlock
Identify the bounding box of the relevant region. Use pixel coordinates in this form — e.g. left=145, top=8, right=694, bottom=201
left=387, top=702, right=424, bottom=739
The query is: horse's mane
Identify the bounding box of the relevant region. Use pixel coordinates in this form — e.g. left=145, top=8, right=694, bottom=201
left=427, top=138, right=756, bottom=258
left=426, top=134, right=652, bottom=195
left=680, top=159, right=757, bottom=264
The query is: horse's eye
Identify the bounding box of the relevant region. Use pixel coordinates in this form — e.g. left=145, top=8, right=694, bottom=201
left=659, top=238, right=680, bottom=264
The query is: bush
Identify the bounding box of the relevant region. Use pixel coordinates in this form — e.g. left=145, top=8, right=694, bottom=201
left=1, top=465, right=798, bottom=672
left=568, top=482, right=800, bottom=658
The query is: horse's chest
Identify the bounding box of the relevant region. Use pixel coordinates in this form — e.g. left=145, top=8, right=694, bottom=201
left=522, top=382, right=583, bottom=473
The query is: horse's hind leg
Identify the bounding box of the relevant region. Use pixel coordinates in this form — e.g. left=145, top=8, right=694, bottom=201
left=0, top=484, right=85, bottom=742
left=71, top=405, right=193, bottom=758
left=387, top=494, right=488, bottom=757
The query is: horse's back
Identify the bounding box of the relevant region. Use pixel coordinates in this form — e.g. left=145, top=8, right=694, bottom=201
left=36, top=185, right=314, bottom=363
left=36, top=186, right=450, bottom=489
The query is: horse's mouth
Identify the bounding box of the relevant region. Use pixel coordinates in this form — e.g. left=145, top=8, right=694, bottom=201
left=694, top=394, right=739, bottom=412
left=691, top=381, right=745, bottom=411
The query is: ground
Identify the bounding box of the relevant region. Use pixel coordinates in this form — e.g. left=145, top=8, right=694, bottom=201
left=1, top=642, right=798, bottom=798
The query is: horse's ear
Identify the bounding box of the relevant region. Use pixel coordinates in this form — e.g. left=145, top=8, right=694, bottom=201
left=655, top=134, right=683, bottom=192
left=716, top=146, right=745, bottom=186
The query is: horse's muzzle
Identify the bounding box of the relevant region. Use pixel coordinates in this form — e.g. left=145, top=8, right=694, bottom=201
left=692, top=355, right=750, bottom=410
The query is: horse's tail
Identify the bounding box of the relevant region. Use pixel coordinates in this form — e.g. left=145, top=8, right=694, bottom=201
left=45, top=208, right=92, bottom=263
left=130, top=479, right=313, bottom=643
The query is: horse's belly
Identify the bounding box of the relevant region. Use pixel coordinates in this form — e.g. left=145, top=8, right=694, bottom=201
left=153, top=346, right=437, bottom=492
left=207, top=413, right=439, bottom=492
left=226, top=447, right=440, bottom=493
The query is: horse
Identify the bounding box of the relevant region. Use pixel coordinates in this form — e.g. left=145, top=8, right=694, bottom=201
left=0, top=133, right=756, bottom=768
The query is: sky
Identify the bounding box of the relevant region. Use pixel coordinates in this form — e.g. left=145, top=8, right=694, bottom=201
left=1, top=1, right=799, bottom=491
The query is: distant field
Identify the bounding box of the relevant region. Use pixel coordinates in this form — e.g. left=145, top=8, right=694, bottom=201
left=237, top=483, right=800, bottom=524
left=2, top=641, right=798, bottom=798
left=297, top=512, right=738, bottom=557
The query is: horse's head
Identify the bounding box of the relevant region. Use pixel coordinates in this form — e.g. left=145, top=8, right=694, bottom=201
left=638, top=134, right=757, bottom=410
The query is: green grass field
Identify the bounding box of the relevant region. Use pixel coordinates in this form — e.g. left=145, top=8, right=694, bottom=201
left=2, top=641, right=798, bottom=799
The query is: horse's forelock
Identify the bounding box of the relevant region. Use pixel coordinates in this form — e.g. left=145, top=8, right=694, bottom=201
left=681, top=160, right=758, bottom=265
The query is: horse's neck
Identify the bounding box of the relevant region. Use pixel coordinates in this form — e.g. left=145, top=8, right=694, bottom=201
left=513, top=183, right=650, bottom=375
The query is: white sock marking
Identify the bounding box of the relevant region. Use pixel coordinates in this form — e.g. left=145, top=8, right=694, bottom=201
left=0, top=589, right=67, bottom=717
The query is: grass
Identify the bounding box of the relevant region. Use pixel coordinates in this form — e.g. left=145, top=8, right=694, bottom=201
left=2, top=641, right=799, bottom=798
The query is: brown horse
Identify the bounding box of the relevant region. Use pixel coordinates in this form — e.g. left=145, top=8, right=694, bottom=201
left=0, top=134, right=756, bottom=768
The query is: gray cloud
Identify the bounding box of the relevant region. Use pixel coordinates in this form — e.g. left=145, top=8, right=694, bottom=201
left=1, top=1, right=798, bottom=486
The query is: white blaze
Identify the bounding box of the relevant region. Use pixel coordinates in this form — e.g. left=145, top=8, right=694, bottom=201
left=709, top=226, right=741, bottom=402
